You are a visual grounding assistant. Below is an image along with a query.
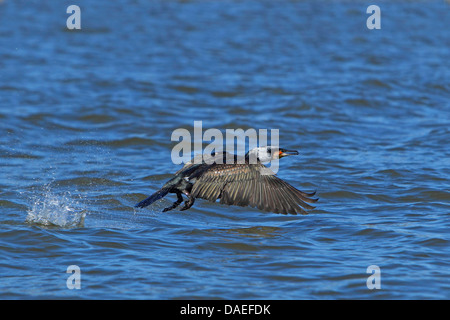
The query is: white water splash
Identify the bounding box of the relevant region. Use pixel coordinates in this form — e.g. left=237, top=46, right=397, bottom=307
left=26, top=186, right=86, bottom=228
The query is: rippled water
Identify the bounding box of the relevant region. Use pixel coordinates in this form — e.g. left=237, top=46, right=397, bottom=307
left=1, top=0, right=449, bottom=299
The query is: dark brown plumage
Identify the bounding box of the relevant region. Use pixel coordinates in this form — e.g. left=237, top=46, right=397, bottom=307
left=135, top=147, right=318, bottom=215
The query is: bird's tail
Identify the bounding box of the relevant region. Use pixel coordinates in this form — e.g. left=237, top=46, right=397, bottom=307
left=135, top=188, right=170, bottom=208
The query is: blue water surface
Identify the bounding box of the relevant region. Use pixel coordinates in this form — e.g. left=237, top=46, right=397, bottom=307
left=0, top=0, right=449, bottom=299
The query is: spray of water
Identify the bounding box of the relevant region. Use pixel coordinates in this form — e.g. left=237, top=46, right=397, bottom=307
left=26, top=185, right=87, bottom=228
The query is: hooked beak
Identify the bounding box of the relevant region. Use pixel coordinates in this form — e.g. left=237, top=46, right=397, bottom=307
left=279, top=149, right=299, bottom=158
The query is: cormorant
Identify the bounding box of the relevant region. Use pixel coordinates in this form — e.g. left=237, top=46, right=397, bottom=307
left=135, top=146, right=318, bottom=215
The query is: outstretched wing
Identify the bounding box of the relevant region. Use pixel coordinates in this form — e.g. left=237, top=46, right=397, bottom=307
left=190, top=163, right=318, bottom=215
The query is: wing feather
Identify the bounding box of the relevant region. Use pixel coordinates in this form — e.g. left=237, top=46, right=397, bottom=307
left=190, top=162, right=317, bottom=215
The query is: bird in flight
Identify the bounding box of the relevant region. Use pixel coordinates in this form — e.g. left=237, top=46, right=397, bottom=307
left=135, top=146, right=318, bottom=215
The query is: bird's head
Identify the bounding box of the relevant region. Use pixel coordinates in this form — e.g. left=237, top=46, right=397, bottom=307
left=246, top=146, right=299, bottom=163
